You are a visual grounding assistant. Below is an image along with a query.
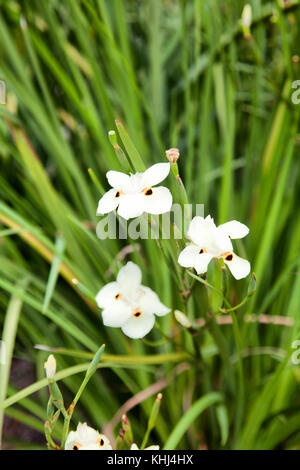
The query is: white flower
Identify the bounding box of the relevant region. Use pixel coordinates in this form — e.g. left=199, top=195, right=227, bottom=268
left=130, top=443, right=160, bottom=450
left=65, top=422, right=112, bottom=450
left=96, top=163, right=172, bottom=220
left=95, top=262, right=170, bottom=339
left=178, top=215, right=250, bottom=280
left=44, top=354, right=56, bottom=379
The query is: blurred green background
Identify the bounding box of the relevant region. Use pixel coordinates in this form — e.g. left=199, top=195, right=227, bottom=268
left=0, top=0, right=300, bottom=450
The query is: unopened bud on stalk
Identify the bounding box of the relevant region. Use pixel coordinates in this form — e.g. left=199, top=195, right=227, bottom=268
left=165, top=148, right=180, bottom=164
left=241, top=4, right=252, bottom=39
left=44, top=354, right=56, bottom=379
left=174, top=310, right=191, bottom=328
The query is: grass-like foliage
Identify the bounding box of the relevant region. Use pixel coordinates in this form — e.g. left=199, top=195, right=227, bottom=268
left=0, top=0, right=300, bottom=450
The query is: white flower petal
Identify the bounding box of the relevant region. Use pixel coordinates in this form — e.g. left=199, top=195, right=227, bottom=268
left=130, top=444, right=139, bottom=450
left=78, top=444, right=100, bottom=450
left=130, top=443, right=159, bottom=450
left=117, top=193, right=145, bottom=220
left=224, top=253, right=250, bottom=280
left=117, top=262, right=142, bottom=291
left=141, top=162, right=170, bottom=188
left=106, top=170, right=131, bottom=191
left=95, top=282, right=120, bottom=308
left=218, top=220, right=249, bottom=239
left=102, top=303, right=132, bottom=327
left=65, top=431, right=78, bottom=450
left=121, top=313, right=155, bottom=339
left=65, top=423, right=100, bottom=449
left=178, top=244, right=200, bottom=268
left=97, top=188, right=119, bottom=215
left=139, top=286, right=170, bottom=317
left=96, top=434, right=112, bottom=450
left=188, top=216, right=215, bottom=247
left=194, top=252, right=214, bottom=275
left=142, top=186, right=172, bottom=215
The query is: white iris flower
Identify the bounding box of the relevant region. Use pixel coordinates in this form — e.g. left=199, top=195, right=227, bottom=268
left=178, top=215, right=250, bottom=280
left=65, top=422, right=112, bottom=450
left=95, top=262, right=170, bottom=339
left=96, top=163, right=172, bottom=220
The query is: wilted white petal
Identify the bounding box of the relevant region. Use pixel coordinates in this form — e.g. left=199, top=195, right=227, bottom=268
left=106, top=170, right=131, bottom=191
left=142, top=186, right=172, bottom=215
left=117, top=262, right=142, bottom=291
left=95, top=282, right=120, bottom=308
left=141, top=162, right=170, bottom=188
left=97, top=188, right=119, bottom=215
left=178, top=244, right=200, bottom=268
left=121, top=313, right=155, bottom=339
left=139, top=286, right=170, bottom=317
left=102, top=303, right=132, bottom=327
left=117, top=193, right=145, bottom=220
left=223, top=253, right=250, bottom=280
left=218, top=220, right=249, bottom=239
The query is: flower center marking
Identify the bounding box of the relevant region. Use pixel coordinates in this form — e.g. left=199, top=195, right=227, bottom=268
left=115, top=293, right=121, bottom=300
left=144, top=188, right=153, bottom=196
left=133, top=309, right=142, bottom=318
left=97, top=438, right=105, bottom=447
left=199, top=248, right=207, bottom=254
left=222, top=253, right=233, bottom=261
left=72, top=442, right=82, bottom=450
left=115, top=190, right=121, bottom=198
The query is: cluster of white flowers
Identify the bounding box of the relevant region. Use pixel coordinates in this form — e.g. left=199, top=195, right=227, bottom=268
left=96, top=162, right=250, bottom=339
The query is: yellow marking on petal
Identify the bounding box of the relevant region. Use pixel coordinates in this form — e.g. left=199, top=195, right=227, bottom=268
left=133, top=309, right=142, bottom=318
left=199, top=248, right=207, bottom=254
left=143, top=187, right=153, bottom=196
left=221, top=252, right=234, bottom=261
left=115, top=293, right=121, bottom=300
left=72, top=441, right=82, bottom=450
left=97, top=437, right=105, bottom=447
left=115, top=190, right=123, bottom=198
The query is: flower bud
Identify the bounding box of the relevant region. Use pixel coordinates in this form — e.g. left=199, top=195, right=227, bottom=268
left=165, top=148, right=180, bottom=164
left=44, top=354, right=56, bottom=379
left=174, top=310, right=191, bottom=328
left=241, top=4, right=252, bottom=29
